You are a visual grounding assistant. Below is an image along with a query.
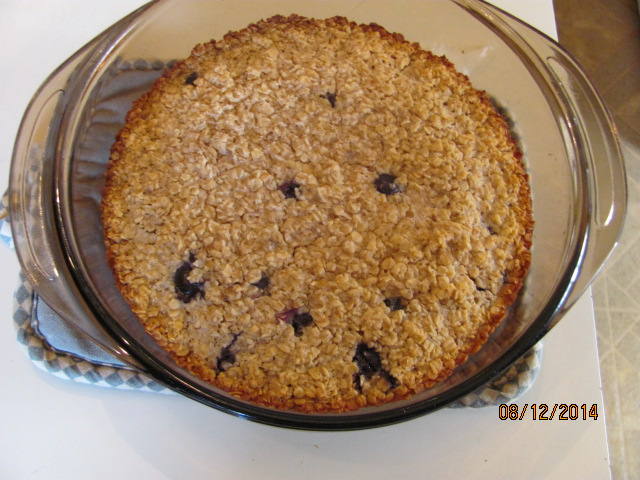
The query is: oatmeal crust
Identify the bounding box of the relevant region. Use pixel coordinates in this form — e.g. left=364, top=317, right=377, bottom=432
left=102, top=14, right=533, bottom=412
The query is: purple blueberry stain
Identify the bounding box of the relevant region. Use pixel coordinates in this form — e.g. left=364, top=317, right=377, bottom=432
left=173, top=253, right=205, bottom=303
left=276, top=307, right=298, bottom=325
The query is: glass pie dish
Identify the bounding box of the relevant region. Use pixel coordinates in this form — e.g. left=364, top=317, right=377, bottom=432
left=9, top=0, right=626, bottom=430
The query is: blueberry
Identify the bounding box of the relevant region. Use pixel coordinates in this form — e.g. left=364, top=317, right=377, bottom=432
left=173, top=253, right=205, bottom=303
left=216, top=334, right=239, bottom=371
left=384, top=371, right=399, bottom=389
left=185, top=71, right=198, bottom=86
left=251, top=272, right=270, bottom=291
left=353, top=373, right=364, bottom=393
left=352, top=342, right=398, bottom=391
left=276, top=308, right=313, bottom=336
left=353, top=342, right=382, bottom=379
left=279, top=180, right=300, bottom=200
left=374, top=174, right=401, bottom=195
left=291, top=312, right=313, bottom=336
left=384, top=297, right=406, bottom=311
left=320, top=91, right=337, bottom=108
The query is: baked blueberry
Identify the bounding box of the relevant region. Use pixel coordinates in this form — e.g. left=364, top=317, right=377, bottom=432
left=279, top=180, right=300, bottom=199
left=216, top=334, right=239, bottom=371
left=352, top=342, right=398, bottom=391
left=320, top=91, right=337, bottom=108
left=277, top=308, right=314, bottom=336
left=374, top=173, right=401, bottom=195
left=251, top=272, right=270, bottom=291
left=173, top=253, right=205, bottom=303
left=185, top=71, right=198, bottom=86
left=384, top=296, right=406, bottom=311
left=353, top=342, right=382, bottom=379
left=291, top=312, right=313, bottom=336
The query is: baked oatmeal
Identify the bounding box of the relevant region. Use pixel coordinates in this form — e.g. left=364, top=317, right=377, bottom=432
left=101, top=14, right=533, bottom=412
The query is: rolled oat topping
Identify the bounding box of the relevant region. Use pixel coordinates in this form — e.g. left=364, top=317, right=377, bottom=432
left=101, top=14, right=533, bottom=412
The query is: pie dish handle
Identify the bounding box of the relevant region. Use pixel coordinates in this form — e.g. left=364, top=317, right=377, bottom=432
left=8, top=28, right=149, bottom=372
left=488, top=3, right=628, bottom=322
left=545, top=48, right=627, bottom=322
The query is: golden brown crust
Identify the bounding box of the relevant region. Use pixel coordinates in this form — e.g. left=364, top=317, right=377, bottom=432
left=101, top=14, right=533, bottom=412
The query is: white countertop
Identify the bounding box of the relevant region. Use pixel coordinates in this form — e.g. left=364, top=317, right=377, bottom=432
left=0, top=1, right=611, bottom=479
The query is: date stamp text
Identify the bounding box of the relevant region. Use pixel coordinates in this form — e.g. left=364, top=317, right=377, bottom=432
left=498, top=403, right=599, bottom=421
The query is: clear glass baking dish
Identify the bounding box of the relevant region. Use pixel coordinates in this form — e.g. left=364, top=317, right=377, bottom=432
left=9, top=0, right=626, bottom=430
